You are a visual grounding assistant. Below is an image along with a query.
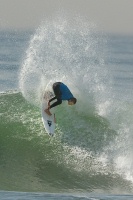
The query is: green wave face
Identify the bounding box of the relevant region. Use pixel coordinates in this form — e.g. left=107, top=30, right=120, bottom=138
left=0, top=92, right=132, bottom=193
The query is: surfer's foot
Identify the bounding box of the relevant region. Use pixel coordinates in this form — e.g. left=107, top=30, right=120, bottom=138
left=45, top=109, right=52, bottom=116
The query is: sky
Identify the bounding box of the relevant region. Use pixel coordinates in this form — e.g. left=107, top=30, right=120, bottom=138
left=0, top=0, right=133, bottom=35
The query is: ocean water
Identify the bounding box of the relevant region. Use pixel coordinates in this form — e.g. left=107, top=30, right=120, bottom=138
left=0, top=18, right=133, bottom=200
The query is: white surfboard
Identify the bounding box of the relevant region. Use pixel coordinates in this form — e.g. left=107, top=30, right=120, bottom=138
left=41, top=91, right=56, bottom=136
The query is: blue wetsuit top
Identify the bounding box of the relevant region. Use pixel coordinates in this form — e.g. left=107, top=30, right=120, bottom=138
left=60, top=83, right=74, bottom=100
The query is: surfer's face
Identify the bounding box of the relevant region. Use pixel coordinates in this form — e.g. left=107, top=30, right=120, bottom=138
left=68, top=100, right=75, bottom=105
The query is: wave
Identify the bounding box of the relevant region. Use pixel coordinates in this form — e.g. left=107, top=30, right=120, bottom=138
left=1, top=16, right=133, bottom=193
left=0, top=91, right=133, bottom=193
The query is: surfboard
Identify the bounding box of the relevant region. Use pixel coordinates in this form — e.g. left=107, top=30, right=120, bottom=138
left=41, top=91, right=56, bottom=136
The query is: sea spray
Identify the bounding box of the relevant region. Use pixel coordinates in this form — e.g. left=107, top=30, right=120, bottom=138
left=19, top=16, right=110, bottom=115
left=18, top=16, right=133, bottom=192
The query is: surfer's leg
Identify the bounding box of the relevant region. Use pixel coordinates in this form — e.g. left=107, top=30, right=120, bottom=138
left=45, top=98, right=62, bottom=115
left=53, top=82, right=61, bottom=98
left=45, top=109, right=52, bottom=116
left=50, top=99, right=62, bottom=109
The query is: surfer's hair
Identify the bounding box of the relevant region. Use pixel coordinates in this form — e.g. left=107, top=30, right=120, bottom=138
left=69, top=97, right=77, bottom=104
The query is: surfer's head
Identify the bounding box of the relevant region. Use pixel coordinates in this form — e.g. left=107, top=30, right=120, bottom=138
left=68, top=98, right=77, bottom=105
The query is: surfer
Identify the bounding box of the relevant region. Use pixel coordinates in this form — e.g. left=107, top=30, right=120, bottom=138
left=45, top=82, right=77, bottom=116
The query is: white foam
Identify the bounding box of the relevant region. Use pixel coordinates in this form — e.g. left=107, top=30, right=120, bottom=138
left=19, top=15, right=110, bottom=115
